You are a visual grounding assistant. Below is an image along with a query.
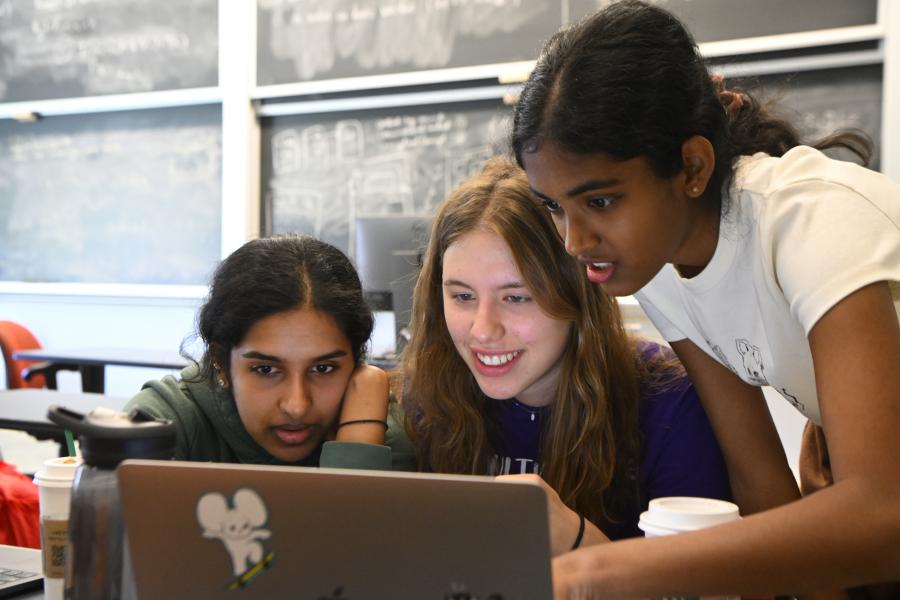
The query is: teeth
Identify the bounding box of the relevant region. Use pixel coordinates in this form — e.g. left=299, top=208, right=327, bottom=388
left=476, top=351, right=519, bottom=366
left=592, top=262, right=611, bottom=269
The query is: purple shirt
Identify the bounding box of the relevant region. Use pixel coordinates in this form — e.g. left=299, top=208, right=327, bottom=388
left=489, top=342, right=732, bottom=540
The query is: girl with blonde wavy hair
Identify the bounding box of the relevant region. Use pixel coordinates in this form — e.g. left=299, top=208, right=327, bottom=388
left=401, top=157, right=731, bottom=555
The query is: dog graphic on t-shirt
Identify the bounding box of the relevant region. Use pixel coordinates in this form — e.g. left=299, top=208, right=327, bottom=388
left=736, top=339, right=769, bottom=385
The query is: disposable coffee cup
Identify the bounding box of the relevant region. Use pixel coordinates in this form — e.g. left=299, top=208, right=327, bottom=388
left=639, top=497, right=740, bottom=600
left=34, top=456, right=82, bottom=600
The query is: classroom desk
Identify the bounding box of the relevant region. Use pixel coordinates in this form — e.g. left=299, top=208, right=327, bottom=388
left=12, top=348, right=189, bottom=394
left=0, top=389, right=128, bottom=439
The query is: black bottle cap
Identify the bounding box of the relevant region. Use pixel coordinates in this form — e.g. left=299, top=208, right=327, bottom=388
left=48, top=405, right=177, bottom=469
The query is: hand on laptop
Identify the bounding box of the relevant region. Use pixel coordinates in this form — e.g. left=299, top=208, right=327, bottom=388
left=496, top=473, right=609, bottom=557
left=333, top=364, right=391, bottom=445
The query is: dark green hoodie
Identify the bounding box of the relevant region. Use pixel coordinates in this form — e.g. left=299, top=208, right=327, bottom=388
left=125, top=365, right=416, bottom=471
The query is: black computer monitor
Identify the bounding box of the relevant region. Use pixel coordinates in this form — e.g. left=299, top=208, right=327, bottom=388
left=354, top=216, right=431, bottom=356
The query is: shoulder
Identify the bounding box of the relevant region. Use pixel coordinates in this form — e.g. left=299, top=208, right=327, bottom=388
left=733, top=147, right=900, bottom=331
left=125, top=372, right=197, bottom=420
left=736, top=146, right=883, bottom=189
left=733, top=146, right=900, bottom=222
left=635, top=341, right=710, bottom=431
left=635, top=340, right=690, bottom=394
left=125, top=365, right=218, bottom=460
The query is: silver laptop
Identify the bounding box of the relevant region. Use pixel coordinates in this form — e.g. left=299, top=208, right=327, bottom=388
left=118, top=460, right=552, bottom=600
left=0, top=544, right=42, bottom=598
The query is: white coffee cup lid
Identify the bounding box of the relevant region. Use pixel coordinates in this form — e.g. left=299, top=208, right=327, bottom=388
left=34, top=456, right=82, bottom=486
left=638, top=496, right=739, bottom=535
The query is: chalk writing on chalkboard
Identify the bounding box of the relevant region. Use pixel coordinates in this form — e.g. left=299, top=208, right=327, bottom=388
left=256, top=0, right=558, bottom=85
left=261, top=101, right=511, bottom=255
left=0, top=105, right=222, bottom=285
left=0, top=0, right=218, bottom=103
left=568, top=0, right=877, bottom=44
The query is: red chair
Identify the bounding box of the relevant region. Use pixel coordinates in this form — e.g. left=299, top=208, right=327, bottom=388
left=0, top=461, right=40, bottom=549
left=0, top=320, right=76, bottom=389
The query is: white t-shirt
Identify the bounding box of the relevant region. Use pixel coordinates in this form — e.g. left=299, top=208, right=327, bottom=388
left=635, top=146, right=900, bottom=425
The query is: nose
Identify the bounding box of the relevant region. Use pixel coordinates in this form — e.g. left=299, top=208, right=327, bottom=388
left=563, top=214, right=594, bottom=257
left=279, top=374, right=312, bottom=419
left=470, top=299, right=504, bottom=344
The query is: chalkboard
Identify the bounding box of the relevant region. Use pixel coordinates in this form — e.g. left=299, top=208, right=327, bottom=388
left=0, top=0, right=218, bottom=103
left=256, top=0, right=560, bottom=86
left=260, top=99, right=511, bottom=255
left=261, top=62, right=883, bottom=256
left=568, top=0, right=877, bottom=43
left=736, top=64, right=882, bottom=169
left=0, top=105, right=222, bottom=285
left=256, top=0, right=878, bottom=88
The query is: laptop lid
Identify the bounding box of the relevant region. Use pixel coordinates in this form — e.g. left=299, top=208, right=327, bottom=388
left=0, top=544, right=42, bottom=598
left=118, top=460, right=552, bottom=600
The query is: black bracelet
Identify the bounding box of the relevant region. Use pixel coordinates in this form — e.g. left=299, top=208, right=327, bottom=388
left=571, top=513, right=585, bottom=551
left=336, top=419, right=389, bottom=430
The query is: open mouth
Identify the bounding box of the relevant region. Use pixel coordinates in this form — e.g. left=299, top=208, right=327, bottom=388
left=475, top=351, right=520, bottom=366
left=585, top=260, right=616, bottom=284
left=274, top=424, right=315, bottom=445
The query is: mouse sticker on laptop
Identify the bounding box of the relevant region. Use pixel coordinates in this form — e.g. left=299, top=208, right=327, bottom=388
left=196, top=488, right=276, bottom=590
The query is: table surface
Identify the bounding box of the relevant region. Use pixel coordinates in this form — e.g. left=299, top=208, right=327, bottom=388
left=12, top=348, right=190, bottom=370
left=0, top=389, right=128, bottom=436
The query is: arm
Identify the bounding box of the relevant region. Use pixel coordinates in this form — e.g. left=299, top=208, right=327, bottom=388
left=552, top=282, right=900, bottom=598
left=333, top=364, right=390, bottom=445
left=668, top=339, right=799, bottom=514
left=319, top=407, right=410, bottom=471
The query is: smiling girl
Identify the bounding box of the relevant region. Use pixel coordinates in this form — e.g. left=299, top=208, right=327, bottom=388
left=401, top=157, right=731, bottom=556
left=127, top=235, right=414, bottom=470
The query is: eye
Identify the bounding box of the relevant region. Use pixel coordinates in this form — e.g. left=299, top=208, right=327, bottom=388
left=451, top=292, right=474, bottom=303
left=250, top=364, right=279, bottom=376
left=539, top=198, right=561, bottom=212
left=504, top=294, right=530, bottom=304
left=311, top=363, right=337, bottom=375
left=587, top=196, right=614, bottom=209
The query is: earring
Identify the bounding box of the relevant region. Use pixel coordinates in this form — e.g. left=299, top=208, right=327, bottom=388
left=691, top=186, right=700, bottom=194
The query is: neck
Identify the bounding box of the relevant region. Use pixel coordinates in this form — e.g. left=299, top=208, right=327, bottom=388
left=674, top=201, right=720, bottom=279
left=515, top=367, right=560, bottom=408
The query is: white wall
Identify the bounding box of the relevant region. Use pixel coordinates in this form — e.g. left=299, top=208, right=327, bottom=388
left=0, top=294, right=201, bottom=398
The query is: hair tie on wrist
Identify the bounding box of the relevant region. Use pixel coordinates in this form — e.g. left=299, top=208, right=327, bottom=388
left=336, top=419, right=389, bottom=430
left=571, top=513, right=585, bottom=551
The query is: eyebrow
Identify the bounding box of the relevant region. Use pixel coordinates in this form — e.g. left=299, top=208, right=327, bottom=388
left=443, top=279, right=527, bottom=290
left=531, top=178, right=621, bottom=201
left=240, top=349, right=348, bottom=362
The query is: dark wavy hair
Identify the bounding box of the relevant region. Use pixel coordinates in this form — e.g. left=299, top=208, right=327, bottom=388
left=511, top=0, right=871, bottom=211
left=187, top=235, right=373, bottom=387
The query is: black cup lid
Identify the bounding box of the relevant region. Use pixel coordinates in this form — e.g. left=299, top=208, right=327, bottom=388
left=47, top=405, right=177, bottom=468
